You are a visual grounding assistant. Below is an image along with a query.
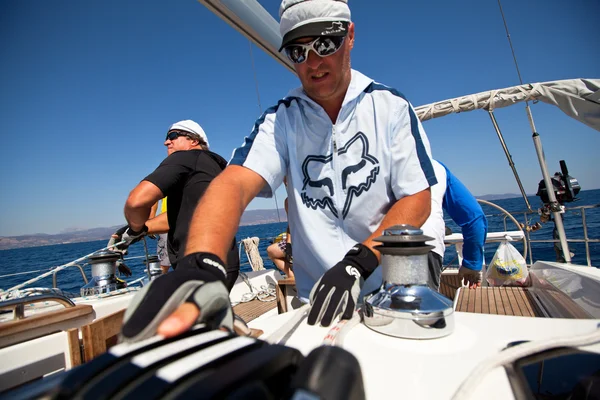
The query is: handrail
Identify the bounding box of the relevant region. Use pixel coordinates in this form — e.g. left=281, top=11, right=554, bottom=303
left=444, top=201, right=598, bottom=268
left=483, top=202, right=599, bottom=267
left=477, top=199, right=528, bottom=261
left=0, top=293, right=75, bottom=320
left=52, top=264, right=88, bottom=288
left=522, top=203, right=599, bottom=267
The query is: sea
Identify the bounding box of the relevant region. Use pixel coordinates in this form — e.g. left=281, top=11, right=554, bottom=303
left=1, top=189, right=599, bottom=295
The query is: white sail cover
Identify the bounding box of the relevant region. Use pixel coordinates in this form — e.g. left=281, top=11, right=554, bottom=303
left=415, top=79, right=600, bottom=132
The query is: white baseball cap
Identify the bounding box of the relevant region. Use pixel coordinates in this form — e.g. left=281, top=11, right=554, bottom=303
left=168, top=120, right=209, bottom=149
left=279, top=0, right=351, bottom=51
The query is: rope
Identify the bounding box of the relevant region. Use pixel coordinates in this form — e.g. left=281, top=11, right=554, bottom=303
left=231, top=272, right=276, bottom=306
left=0, top=269, right=52, bottom=278
left=78, top=286, right=142, bottom=301
left=0, top=287, right=76, bottom=301
left=0, top=253, right=146, bottom=280
left=241, top=237, right=265, bottom=271
left=2, top=275, right=146, bottom=302
left=3, top=241, right=126, bottom=293
left=322, top=309, right=362, bottom=347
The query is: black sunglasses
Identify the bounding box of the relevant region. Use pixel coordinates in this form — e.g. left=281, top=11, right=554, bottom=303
left=165, top=130, right=191, bottom=141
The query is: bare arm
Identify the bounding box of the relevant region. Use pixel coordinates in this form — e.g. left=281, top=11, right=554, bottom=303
left=146, top=212, right=169, bottom=234
left=149, top=202, right=159, bottom=219
left=362, top=188, right=432, bottom=262
left=185, top=165, right=267, bottom=260
left=124, top=181, right=164, bottom=232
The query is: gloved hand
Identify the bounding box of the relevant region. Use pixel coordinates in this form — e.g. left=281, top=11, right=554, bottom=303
left=458, top=266, right=482, bottom=289
left=120, top=252, right=233, bottom=342
left=107, top=225, right=148, bottom=252
left=308, top=243, right=379, bottom=327
left=116, top=260, right=132, bottom=277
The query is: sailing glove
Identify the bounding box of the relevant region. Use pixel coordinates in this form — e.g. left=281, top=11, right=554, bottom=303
left=308, top=244, right=379, bottom=327
left=120, top=252, right=233, bottom=342
left=116, top=260, right=132, bottom=277
left=107, top=225, right=148, bottom=252
left=458, top=266, right=483, bottom=289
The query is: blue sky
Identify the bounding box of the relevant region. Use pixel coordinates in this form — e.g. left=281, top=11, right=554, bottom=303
left=0, top=0, right=598, bottom=236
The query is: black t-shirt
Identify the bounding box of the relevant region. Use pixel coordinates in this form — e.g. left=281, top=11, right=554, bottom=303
left=144, top=150, right=236, bottom=268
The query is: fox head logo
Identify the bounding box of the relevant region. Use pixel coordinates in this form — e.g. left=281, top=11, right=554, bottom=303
left=301, top=132, right=379, bottom=219
left=321, top=21, right=346, bottom=36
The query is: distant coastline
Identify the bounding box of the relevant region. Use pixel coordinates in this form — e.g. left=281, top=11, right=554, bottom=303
left=0, top=208, right=287, bottom=251
left=0, top=190, right=590, bottom=251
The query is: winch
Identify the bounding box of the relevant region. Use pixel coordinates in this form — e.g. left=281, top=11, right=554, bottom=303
left=80, top=250, right=127, bottom=296
left=363, top=224, right=454, bottom=339
left=144, top=255, right=163, bottom=281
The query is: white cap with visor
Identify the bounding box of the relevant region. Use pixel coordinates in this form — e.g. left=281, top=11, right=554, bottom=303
left=168, top=120, right=210, bottom=149
left=279, top=0, right=351, bottom=51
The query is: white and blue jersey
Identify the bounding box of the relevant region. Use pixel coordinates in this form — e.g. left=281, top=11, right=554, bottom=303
left=230, top=70, right=437, bottom=299
left=422, top=160, right=448, bottom=259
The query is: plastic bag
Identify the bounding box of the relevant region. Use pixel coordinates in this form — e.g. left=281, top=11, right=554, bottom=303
left=485, top=241, right=529, bottom=286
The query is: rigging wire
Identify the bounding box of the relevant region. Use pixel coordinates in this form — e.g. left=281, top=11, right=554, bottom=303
left=495, top=0, right=534, bottom=212
left=497, top=0, right=572, bottom=260
left=497, top=0, right=525, bottom=88
left=248, top=40, right=282, bottom=224
left=497, top=0, right=537, bottom=129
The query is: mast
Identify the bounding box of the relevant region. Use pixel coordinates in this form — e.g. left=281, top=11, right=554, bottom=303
left=197, top=0, right=295, bottom=74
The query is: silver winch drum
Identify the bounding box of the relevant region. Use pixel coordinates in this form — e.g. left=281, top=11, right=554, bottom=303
left=144, top=255, right=163, bottom=281
left=363, top=224, right=454, bottom=339
left=80, top=250, right=127, bottom=296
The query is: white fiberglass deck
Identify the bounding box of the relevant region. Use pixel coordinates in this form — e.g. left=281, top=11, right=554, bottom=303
left=250, top=308, right=600, bottom=399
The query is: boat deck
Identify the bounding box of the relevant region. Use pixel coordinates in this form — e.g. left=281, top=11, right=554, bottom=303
left=233, top=273, right=593, bottom=321
left=455, top=286, right=592, bottom=319
left=233, top=299, right=277, bottom=323
left=456, top=286, right=540, bottom=317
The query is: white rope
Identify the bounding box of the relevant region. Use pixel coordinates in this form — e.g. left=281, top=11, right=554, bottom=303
left=1, top=285, right=142, bottom=304
left=231, top=272, right=276, bottom=306
left=1, top=287, right=75, bottom=300
left=241, top=237, right=265, bottom=271
left=78, top=286, right=141, bottom=301
left=0, top=250, right=145, bottom=281
left=451, top=326, right=600, bottom=400
left=0, top=269, right=51, bottom=278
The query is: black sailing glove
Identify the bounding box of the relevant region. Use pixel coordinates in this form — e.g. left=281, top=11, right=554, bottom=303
left=116, top=260, right=132, bottom=277
left=107, top=225, right=148, bottom=252
left=120, top=252, right=233, bottom=343
left=308, top=243, right=379, bottom=327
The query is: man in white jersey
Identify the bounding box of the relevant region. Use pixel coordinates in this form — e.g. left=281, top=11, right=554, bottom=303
left=120, top=0, right=442, bottom=341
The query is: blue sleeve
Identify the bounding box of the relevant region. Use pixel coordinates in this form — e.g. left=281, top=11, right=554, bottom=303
left=440, top=162, right=488, bottom=271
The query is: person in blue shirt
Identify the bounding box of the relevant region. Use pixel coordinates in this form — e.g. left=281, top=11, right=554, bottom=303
left=438, top=161, right=488, bottom=288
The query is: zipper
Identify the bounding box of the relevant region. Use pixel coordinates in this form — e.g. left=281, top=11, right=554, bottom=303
left=332, top=125, right=338, bottom=153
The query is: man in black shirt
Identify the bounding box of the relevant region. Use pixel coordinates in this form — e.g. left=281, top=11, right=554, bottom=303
left=109, top=120, right=239, bottom=290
